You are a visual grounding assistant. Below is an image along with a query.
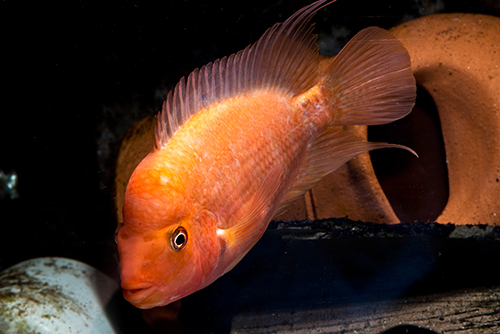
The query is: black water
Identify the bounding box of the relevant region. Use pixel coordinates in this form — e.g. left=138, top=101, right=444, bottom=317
left=1, top=1, right=499, bottom=333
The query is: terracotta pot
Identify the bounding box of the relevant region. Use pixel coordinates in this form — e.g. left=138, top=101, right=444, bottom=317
left=391, top=13, right=500, bottom=225
left=306, top=13, right=500, bottom=225
left=115, top=115, right=156, bottom=224
left=114, top=13, right=500, bottom=225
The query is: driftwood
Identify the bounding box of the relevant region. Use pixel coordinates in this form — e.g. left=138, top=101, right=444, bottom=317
left=230, top=220, right=500, bottom=333
left=231, top=286, right=500, bottom=333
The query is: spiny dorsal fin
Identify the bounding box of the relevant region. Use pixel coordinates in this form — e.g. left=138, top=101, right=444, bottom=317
left=155, top=0, right=336, bottom=149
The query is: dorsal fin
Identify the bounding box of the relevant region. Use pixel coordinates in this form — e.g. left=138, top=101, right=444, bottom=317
left=155, top=0, right=336, bottom=149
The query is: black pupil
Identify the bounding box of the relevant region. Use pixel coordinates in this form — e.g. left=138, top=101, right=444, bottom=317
left=175, top=233, right=185, bottom=246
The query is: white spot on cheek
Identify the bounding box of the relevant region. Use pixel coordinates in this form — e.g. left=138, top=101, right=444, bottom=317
left=216, top=229, right=226, bottom=237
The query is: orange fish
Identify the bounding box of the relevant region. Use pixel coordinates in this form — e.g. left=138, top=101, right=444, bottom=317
left=116, top=0, right=416, bottom=309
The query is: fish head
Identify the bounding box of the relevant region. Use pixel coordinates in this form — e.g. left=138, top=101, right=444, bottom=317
left=117, top=153, right=220, bottom=308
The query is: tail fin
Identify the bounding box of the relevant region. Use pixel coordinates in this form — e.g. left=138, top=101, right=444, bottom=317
left=319, top=27, right=416, bottom=126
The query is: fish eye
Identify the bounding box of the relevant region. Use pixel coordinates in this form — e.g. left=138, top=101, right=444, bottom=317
left=171, top=226, right=188, bottom=251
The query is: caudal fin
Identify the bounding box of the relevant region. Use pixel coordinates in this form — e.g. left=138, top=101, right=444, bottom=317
left=319, top=27, right=416, bottom=126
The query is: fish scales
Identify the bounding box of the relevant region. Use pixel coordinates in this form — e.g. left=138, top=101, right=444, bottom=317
left=167, top=93, right=316, bottom=227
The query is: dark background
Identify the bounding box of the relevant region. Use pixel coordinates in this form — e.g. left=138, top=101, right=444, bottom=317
left=1, top=0, right=500, bottom=333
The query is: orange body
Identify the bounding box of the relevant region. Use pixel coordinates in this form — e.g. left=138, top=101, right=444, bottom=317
left=117, top=0, right=416, bottom=309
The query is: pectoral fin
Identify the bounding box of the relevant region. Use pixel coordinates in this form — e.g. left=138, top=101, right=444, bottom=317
left=219, top=167, right=283, bottom=274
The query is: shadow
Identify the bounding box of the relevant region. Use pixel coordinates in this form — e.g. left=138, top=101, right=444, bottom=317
left=381, top=324, right=439, bottom=334
left=369, top=86, right=449, bottom=223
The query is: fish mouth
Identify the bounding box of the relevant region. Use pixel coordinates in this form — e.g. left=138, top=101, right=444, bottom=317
left=122, top=284, right=156, bottom=305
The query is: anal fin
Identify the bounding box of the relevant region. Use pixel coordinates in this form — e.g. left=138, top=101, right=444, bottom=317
left=276, top=126, right=416, bottom=214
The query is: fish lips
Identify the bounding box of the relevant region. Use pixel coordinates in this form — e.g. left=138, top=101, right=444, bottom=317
left=122, top=283, right=188, bottom=309
left=122, top=284, right=158, bottom=308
